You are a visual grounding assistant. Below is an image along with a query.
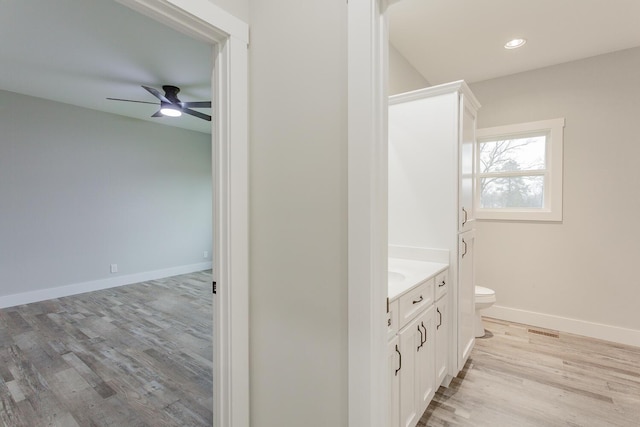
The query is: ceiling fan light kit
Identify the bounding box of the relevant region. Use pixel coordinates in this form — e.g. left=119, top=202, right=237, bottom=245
left=107, top=85, right=212, bottom=121
left=160, top=101, right=182, bottom=117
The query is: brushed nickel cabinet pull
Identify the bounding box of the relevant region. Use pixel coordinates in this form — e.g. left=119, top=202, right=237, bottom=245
left=395, top=344, right=401, bottom=376
left=412, top=295, right=424, bottom=304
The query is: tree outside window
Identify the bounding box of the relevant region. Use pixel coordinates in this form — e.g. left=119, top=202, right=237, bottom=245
left=478, top=135, right=546, bottom=209
left=475, top=118, right=565, bottom=222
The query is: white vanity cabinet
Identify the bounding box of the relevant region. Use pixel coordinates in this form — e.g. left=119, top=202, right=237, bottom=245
left=398, top=304, right=435, bottom=427
left=388, top=262, right=448, bottom=427
left=389, top=80, right=480, bottom=379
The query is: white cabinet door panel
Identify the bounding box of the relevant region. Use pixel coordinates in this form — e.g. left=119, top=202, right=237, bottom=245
left=458, top=230, right=476, bottom=370
left=399, top=315, right=421, bottom=427
left=389, top=335, right=400, bottom=427
left=415, top=306, right=435, bottom=415
left=459, top=94, right=476, bottom=233
left=435, top=296, right=448, bottom=387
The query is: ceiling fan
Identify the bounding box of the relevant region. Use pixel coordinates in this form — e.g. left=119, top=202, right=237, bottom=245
left=107, top=85, right=212, bottom=121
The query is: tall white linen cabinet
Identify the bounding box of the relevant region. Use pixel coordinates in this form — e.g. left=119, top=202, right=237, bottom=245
left=388, top=81, right=480, bottom=427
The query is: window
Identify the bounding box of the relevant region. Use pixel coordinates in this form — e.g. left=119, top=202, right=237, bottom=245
left=475, top=118, right=565, bottom=221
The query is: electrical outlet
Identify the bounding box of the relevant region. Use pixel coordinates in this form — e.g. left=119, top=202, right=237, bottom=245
left=203, top=251, right=209, bottom=259
left=110, top=264, right=118, bottom=273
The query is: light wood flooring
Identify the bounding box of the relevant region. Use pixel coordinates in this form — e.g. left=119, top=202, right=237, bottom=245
left=0, top=271, right=213, bottom=427
left=3, top=277, right=640, bottom=427
left=420, top=318, right=640, bottom=427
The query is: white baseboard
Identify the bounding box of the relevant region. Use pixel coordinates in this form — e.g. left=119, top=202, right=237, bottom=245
left=0, top=262, right=213, bottom=309
left=483, top=305, right=640, bottom=348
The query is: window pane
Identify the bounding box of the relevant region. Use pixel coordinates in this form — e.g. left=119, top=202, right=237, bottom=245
left=480, top=176, right=544, bottom=208
left=479, top=135, right=546, bottom=173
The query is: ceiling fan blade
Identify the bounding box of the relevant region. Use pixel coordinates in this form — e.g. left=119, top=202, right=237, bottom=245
left=106, top=97, right=158, bottom=105
left=142, top=85, right=170, bottom=103
left=182, top=108, right=212, bottom=121
left=181, top=101, right=211, bottom=108
left=151, top=110, right=164, bottom=117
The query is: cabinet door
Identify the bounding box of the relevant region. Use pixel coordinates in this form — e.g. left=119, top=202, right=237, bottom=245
left=388, top=336, right=400, bottom=427
left=435, top=296, right=448, bottom=387
left=415, top=306, right=435, bottom=416
left=459, top=94, right=477, bottom=232
left=458, top=230, right=476, bottom=370
left=398, top=315, right=421, bottom=427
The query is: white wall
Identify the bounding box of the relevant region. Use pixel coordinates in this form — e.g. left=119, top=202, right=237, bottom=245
left=388, top=93, right=457, bottom=250
left=207, top=0, right=249, bottom=22
left=389, top=43, right=429, bottom=95
left=248, top=0, right=348, bottom=425
left=0, top=90, right=212, bottom=301
left=469, top=47, right=640, bottom=344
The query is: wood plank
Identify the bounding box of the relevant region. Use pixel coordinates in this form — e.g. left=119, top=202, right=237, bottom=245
left=0, top=271, right=213, bottom=427
left=420, top=317, right=640, bottom=426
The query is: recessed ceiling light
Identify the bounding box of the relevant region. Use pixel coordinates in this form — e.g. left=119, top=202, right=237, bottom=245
left=504, top=38, right=526, bottom=50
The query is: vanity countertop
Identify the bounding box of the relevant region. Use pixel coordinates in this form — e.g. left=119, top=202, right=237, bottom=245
left=388, top=257, right=448, bottom=301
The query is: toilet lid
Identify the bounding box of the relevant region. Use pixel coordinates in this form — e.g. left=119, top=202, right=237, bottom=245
left=475, top=286, right=494, bottom=296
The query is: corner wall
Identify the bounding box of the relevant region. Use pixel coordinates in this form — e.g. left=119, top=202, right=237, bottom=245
left=470, top=47, right=640, bottom=346
left=0, top=90, right=212, bottom=304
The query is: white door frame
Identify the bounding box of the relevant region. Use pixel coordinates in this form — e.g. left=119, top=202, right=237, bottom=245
left=348, top=0, right=390, bottom=426
left=115, top=1, right=249, bottom=427
left=121, top=1, right=392, bottom=426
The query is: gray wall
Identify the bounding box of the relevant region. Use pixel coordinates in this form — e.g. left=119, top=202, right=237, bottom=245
left=248, top=0, right=348, bottom=425
left=0, top=90, right=212, bottom=297
left=470, top=47, right=640, bottom=333
left=209, top=0, right=248, bottom=22
left=389, top=43, right=429, bottom=95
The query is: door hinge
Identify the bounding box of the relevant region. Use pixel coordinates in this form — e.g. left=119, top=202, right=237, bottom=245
left=212, top=281, right=217, bottom=294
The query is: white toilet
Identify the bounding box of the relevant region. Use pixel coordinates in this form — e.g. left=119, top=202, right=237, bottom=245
left=475, top=286, right=496, bottom=337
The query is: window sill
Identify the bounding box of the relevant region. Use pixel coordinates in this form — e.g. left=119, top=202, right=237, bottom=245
left=476, top=209, right=562, bottom=222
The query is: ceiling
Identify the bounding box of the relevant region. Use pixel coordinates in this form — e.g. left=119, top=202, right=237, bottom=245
left=4, top=0, right=640, bottom=130
left=0, top=0, right=212, bottom=134
left=389, top=0, right=640, bottom=86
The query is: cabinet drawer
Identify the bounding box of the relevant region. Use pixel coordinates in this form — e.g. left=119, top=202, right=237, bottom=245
left=435, top=270, right=448, bottom=301
left=398, top=278, right=435, bottom=328
left=387, top=299, right=399, bottom=340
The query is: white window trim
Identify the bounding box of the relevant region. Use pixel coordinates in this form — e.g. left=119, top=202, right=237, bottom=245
left=475, top=118, right=565, bottom=221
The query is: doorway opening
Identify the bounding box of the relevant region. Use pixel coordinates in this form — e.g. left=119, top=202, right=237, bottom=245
left=116, top=2, right=249, bottom=426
